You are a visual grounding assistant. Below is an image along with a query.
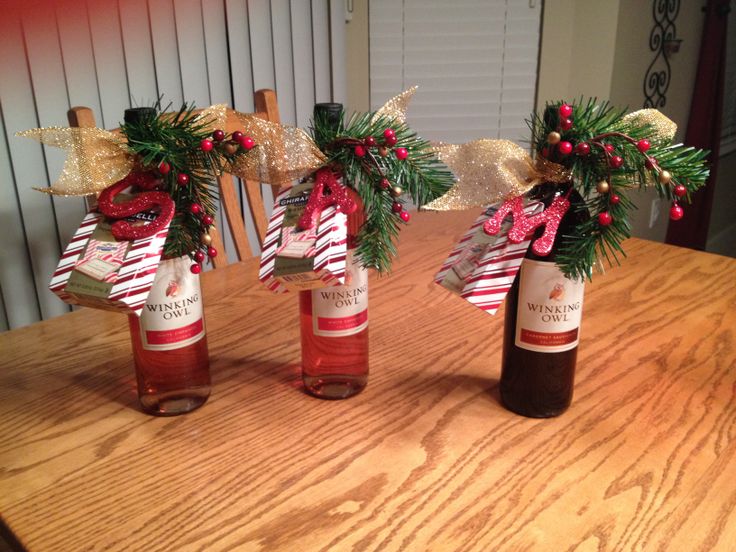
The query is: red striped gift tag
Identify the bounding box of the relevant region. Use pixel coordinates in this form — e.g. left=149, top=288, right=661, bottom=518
left=435, top=201, right=543, bottom=315
left=259, top=183, right=348, bottom=293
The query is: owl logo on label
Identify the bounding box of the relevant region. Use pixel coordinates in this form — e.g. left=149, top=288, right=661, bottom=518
left=165, top=280, right=180, bottom=298
left=549, top=282, right=565, bottom=302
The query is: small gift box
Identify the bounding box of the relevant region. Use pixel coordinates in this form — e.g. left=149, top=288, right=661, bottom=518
left=259, top=180, right=348, bottom=293
left=49, top=207, right=170, bottom=316
left=435, top=201, right=543, bottom=315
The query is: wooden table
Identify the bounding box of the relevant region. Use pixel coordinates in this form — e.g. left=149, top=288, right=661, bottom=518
left=1, top=210, right=735, bottom=551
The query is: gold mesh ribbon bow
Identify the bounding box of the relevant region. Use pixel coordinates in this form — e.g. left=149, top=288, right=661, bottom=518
left=424, top=108, right=677, bottom=211
left=225, top=114, right=327, bottom=185
left=225, top=86, right=419, bottom=185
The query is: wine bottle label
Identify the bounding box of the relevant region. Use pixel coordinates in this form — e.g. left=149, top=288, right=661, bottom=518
left=139, top=256, right=206, bottom=351
left=515, top=259, right=584, bottom=353
left=312, top=251, right=368, bottom=337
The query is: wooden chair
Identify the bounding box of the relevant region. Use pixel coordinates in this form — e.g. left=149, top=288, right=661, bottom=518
left=67, top=89, right=281, bottom=267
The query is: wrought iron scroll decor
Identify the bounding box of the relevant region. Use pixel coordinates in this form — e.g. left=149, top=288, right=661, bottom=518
left=644, top=0, right=681, bottom=108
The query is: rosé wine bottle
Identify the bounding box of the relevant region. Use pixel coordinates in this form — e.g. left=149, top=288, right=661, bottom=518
left=128, top=255, right=211, bottom=415
left=299, top=102, right=369, bottom=399
left=299, top=247, right=369, bottom=399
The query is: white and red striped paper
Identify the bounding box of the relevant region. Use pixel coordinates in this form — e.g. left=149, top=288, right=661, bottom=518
left=259, top=186, right=348, bottom=293
left=435, top=201, right=543, bottom=315
left=49, top=211, right=170, bottom=316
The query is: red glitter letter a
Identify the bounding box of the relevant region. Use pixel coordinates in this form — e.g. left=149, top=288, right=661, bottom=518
left=298, top=168, right=357, bottom=230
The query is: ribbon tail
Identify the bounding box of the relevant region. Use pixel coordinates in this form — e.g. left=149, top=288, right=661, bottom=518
left=424, top=139, right=539, bottom=211
left=617, top=109, right=677, bottom=145
left=371, top=86, right=418, bottom=125
left=195, top=104, right=229, bottom=134
left=227, top=113, right=327, bottom=185
left=18, top=127, right=134, bottom=196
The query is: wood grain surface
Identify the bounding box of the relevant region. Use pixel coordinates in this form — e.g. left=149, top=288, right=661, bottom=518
left=1, top=210, right=735, bottom=552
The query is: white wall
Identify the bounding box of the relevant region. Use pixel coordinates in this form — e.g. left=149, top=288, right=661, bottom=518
left=0, top=0, right=347, bottom=330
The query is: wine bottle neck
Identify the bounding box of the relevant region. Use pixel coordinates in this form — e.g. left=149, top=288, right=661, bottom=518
left=529, top=181, right=573, bottom=207
left=526, top=182, right=587, bottom=263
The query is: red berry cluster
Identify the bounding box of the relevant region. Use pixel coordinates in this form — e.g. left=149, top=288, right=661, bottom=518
left=188, top=202, right=217, bottom=273
left=151, top=127, right=255, bottom=273
left=158, top=128, right=256, bottom=188
left=348, top=127, right=411, bottom=223
left=229, top=130, right=256, bottom=151
left=543, top=103, right=688, bottom=227
left=642, top=156, right=686, bottom=221
left=353, top=128, right=408, bottom=161
left=392, top=200, right=410, bottom=222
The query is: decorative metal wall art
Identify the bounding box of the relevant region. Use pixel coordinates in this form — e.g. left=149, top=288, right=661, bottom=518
left=644, top=0, right=681, bottom=108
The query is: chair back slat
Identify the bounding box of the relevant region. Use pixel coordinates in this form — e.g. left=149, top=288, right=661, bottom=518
left=243, top=178, right=270, bottom=242
left=216, top=172, right=251, bottom=264
left=67, top=107, right=97, bottom=128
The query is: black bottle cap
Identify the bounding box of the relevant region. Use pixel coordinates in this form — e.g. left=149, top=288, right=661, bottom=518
left=124, top=107, right=156, bottom=125
left=542, top=105, right=558, bottom=128
left=314, top=102, right=343, bottom=129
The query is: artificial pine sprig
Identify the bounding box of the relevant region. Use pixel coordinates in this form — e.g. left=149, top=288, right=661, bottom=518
left=529, top=99, right=709, bottom=280
left=310, top=109, right=454, bottom=272
left=120, top=103, right=257, bottom=272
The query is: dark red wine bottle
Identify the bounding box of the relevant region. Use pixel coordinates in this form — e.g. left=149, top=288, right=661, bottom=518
left=500, top=184, right=589, bottom=417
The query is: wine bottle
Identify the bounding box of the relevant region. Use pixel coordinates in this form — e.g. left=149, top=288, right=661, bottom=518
left=299, top=102, right=369, bottom=399
left=500, top=184, right=588, bottom=417
left=128, top=255, right=211, bottom=415
left=122, top=107, right=210, bottom=416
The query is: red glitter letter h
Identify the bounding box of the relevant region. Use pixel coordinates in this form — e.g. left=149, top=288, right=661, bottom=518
left=483, top=195, right=570, bottom=256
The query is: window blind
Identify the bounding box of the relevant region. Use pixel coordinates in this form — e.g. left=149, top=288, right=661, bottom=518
left=369, top=0, right=541, bottom=145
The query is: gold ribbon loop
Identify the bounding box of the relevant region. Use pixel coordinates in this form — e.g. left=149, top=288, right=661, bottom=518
left=372, top=86, right=417, bottom=125
left=619, top=109, right=677, bottom=145
left=195, top=104, right=229, bottom=133
left=425, top=139, right=538, bottom=210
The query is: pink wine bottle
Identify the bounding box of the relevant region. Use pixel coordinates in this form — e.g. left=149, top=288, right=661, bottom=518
left=299, top=103, right=368, bottom=399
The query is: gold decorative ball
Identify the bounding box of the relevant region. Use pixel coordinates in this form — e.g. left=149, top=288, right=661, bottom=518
left=391, top=186, right=403, bottom=197
left=379, top=147, right=389, bottom=157
left=224, top=142, right=239, bottom=155
left=659, top=170, right=672, bottom=185
left=596, top=180, right=610, bottom=194
left=547, top=131, right=561, bottom=145
left=202, top=233, right=213, bottom=246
